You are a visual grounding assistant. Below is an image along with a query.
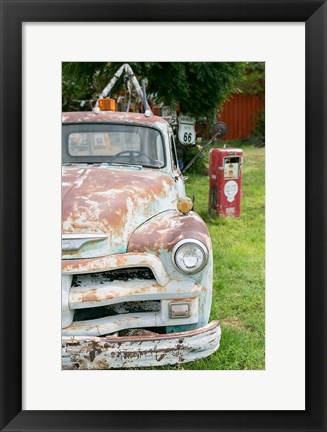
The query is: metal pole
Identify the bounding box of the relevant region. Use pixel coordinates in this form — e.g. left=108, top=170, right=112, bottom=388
left=141, top=79, right=149, bottom=113
left=181, top=122, right=228, bottom=174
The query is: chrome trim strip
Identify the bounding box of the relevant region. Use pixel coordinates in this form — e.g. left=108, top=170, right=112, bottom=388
left=62, top=233, right=108, bottom=251
left=62, top=233, right=108, bottom=240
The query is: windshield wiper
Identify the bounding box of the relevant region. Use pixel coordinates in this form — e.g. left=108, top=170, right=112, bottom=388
left=63, top=161, right=144, bottom=169
left=101, top=162, right=143, bottom=170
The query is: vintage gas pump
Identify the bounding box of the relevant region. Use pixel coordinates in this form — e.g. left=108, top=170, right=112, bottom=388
left=209, top=148, right=243, bottom=218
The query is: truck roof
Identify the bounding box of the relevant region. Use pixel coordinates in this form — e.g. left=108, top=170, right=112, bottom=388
left=62, top=111, right=168, bottom=127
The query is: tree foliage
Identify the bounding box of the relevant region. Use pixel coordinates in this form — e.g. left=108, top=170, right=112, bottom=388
left=236, top=62, right=265, bottom=96
left=62, top=62, right=263, bottom=120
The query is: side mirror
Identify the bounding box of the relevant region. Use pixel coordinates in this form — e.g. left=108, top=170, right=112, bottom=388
left=211, top=121, right=228, bottom=139
left=181, top=121, right=228, bottom=174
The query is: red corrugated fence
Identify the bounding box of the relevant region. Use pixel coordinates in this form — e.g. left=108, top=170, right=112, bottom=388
left=218, top=93, right=264, bottom=140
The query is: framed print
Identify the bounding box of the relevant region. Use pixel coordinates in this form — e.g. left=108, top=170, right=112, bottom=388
left=0, top=0, right=326, bottom=431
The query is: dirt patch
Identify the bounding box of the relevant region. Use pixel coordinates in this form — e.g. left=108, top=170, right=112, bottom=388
left=222, top=317, right=245, bottom=330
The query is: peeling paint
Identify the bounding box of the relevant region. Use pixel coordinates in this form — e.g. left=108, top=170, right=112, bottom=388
left=128, top=210, right=211, bottom=253
left=62, top=252, right=170, bottom=286
left=62, top=111, right=168, bottom=126
left=62, top=321, right=221, bottom=369
left=62, top=167, right=178, bottom=258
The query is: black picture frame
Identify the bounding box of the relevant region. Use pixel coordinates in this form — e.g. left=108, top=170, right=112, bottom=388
left=0, top=1, right=326, bottom=431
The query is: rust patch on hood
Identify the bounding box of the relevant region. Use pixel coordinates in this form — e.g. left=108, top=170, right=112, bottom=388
left=62, top=166, right=178, bottom=256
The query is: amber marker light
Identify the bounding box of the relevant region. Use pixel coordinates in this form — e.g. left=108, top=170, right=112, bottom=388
left=98, top=98, right=116, bottom=111
left=177, top=197, right=193, bottom=215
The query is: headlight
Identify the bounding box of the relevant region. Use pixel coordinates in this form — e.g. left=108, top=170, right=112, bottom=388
left=172, top=239, right=208, bottom=274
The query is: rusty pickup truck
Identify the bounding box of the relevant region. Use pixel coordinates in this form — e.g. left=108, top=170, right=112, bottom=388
left=61, top=110, right=221, bottom=369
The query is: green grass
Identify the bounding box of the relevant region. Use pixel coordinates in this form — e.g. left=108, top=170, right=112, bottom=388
left=158, top=142, right=265, bottom=370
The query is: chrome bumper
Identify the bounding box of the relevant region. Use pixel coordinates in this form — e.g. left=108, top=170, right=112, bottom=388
left=62, top=320, right=221, bottom=369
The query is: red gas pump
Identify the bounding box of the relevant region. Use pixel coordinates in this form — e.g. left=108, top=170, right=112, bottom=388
left=209, top=148, right=243, bottom=218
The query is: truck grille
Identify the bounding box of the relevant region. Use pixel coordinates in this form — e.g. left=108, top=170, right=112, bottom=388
left=72, top=267, right=159, bottom=325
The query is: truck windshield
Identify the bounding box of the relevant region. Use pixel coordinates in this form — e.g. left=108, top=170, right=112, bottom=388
left=62, top=124, right=165, bottom=168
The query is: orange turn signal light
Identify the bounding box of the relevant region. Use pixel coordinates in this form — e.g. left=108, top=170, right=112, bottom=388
left=177, top=197, right=193, bottom=215
left=98, top=98, right=116, bottom=112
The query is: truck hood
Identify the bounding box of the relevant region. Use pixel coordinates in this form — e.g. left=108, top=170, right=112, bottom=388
left=62, top=165, right=178, bottom=258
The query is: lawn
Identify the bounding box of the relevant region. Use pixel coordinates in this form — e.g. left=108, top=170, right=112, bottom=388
left=161, top=142, right=265, bottom=370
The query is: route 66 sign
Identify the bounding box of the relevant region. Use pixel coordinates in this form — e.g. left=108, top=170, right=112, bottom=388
left=178, top=114, right=196, bottom=145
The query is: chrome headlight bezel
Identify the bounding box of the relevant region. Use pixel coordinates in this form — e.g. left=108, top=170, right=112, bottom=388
left=172, top=239, right=209, bottom=274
